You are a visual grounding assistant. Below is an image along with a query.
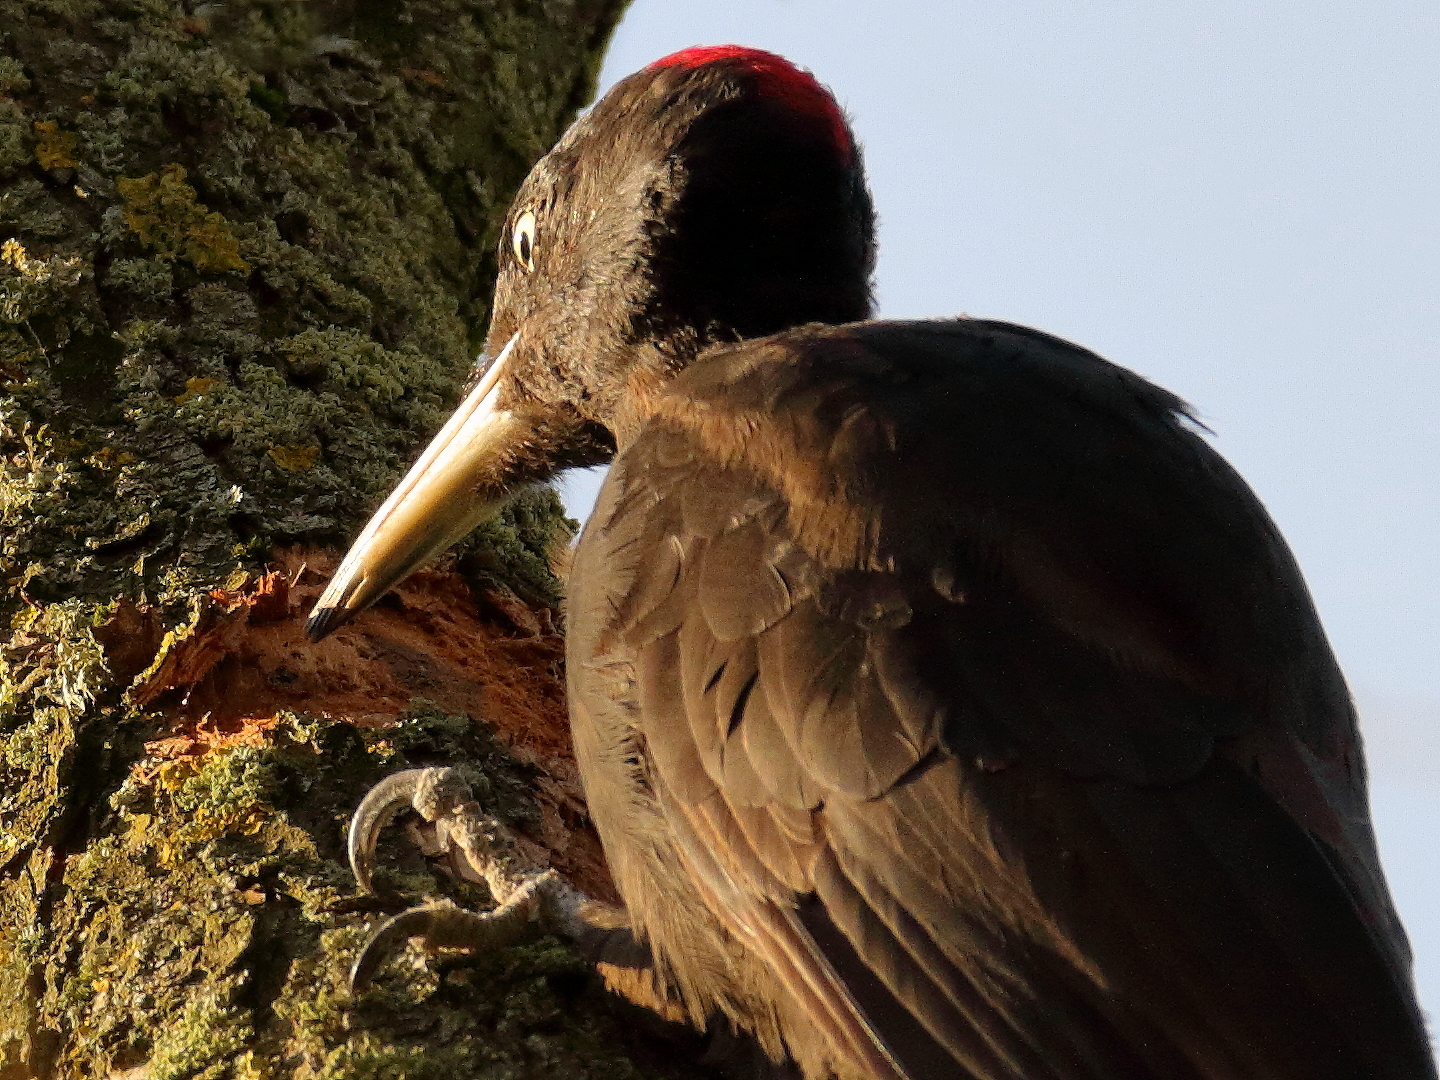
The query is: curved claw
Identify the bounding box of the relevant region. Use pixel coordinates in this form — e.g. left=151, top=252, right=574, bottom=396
left=349, top=903, right=446, bottom=992
left=348, top=767, right=475, bottom=892
left=349, top=769, right=427, bottom=892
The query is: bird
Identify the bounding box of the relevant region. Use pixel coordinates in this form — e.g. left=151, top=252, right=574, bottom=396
left=307, top=45, right=1436, bottom=1080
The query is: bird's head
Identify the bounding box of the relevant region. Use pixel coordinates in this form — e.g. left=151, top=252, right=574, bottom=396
left=307, top=47, right=874, bottom=638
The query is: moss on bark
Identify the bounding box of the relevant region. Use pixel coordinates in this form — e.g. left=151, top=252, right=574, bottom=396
left=0, top=1, right=687, bottom=1076
left=17, top=706, right=656, bottom=1079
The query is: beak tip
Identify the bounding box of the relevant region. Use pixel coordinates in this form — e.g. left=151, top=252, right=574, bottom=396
left=305, top=604, right=349, bottom=642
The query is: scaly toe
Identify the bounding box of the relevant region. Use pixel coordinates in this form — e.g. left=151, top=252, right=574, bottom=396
left=349, top=872, right=569, bottom=991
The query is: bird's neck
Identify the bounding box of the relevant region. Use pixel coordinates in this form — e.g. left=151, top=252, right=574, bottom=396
left=604, top=363, right=673, bottom=453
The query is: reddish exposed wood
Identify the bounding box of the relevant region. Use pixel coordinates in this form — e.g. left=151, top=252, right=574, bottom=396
left=107, top=546, right=616, bottom=904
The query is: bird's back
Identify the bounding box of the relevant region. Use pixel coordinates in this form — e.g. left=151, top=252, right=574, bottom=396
left=565, top=317, right=1434, bottom=1080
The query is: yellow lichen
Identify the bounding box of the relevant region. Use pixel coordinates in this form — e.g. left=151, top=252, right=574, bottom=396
left=185, top=215, right=250, bottom=274
left=87, top=447, right=137, bottom=468
left=0, top=239, right=83, bottom=288
left=116, top=163, right=251, bottom=274
left=174, top=376, right=219, bottom=404
left=32, top=120, right=77, bottom=170
left=1, top=238, right=27, bottom=270
left=266, top=444, right=319, bottom=471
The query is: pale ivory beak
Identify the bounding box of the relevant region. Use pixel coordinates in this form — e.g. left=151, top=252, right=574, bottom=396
left=306, top=334, right=524, bottom=640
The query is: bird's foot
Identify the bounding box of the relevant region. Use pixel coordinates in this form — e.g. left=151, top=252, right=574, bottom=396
left=346, top=766, right=589, bottom=991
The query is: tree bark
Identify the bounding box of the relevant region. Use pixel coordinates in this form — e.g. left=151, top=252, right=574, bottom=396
left=0, top=3, right=698, bottom=1077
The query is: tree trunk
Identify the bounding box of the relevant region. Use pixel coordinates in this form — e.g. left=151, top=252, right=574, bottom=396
left=0, top=3, right=700, bottom=1076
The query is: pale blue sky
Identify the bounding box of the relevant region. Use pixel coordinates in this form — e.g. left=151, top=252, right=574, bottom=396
left=556, top=0, right=1440, bottom=1027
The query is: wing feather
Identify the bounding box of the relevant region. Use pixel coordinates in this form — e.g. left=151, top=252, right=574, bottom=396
left=567, top=318, right=1434, bottom=1080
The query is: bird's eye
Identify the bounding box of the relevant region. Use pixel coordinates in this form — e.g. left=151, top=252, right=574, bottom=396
left=511, top=210, right=537, bottom=272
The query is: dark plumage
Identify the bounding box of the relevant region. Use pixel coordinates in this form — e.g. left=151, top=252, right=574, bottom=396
left=309, top=46, right=1435, bottom=1080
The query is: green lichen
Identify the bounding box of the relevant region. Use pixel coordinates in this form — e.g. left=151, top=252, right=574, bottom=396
left=0, top=0, right=602, bottom=616
left=0, top=0, right=641, bottom=1074
left=105, top=254, right=172, bottom=301
left=0, top=101, right=29, bottom=177
left=0, top=56, right=30, bottom=98
left=143, top=983, right=254, bottom=1080
left=467, top=485, right=577, bottom=607
left=7, top=708, right=666, bottom=1078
